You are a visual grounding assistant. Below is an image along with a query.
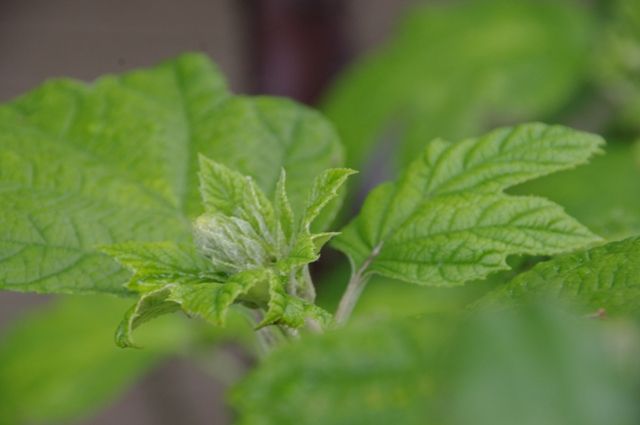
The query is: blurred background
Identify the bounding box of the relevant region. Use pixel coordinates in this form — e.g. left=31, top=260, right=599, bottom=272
left=1, top=0, right=640, bottom=424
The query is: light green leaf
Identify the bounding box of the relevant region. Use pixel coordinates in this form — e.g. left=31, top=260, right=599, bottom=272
left=440, top=303, right=638, bottom=425
left=480, top=236, right=640, bottom=315
left=200, top=96, right=344, bottom=232
left=301, top=168, right=357, bottom=231
left=198, top=155, right=276, bottom=239
left=273, top=168, right=355, bottom=272
left=333, top=124, right=603, bottom=286
left=115, top=287, right=181, bottom=348
left=596, top=0, right=640, bottom=130
left=0, top=53, right=344, bottom=296
left=323, top=0, right=594, bottom=169
left=275, top=234, right=318, bottom=273
left=110, top=160, right=353, bottom=342
left=115, top=269, right=264, bottom=348
left=259, top=274, right=332, bottom=329
left=171, top=271, right=260, bottom=324
left=232, top=316, right=446, bottom=425
left=274, top=169, right=295, bottom=248
left=511, top=143, right=640, bottom=241
left=310, top=232, right=340, bottom=251
left=194, top=213, right=276, bottom=275
left=101, top=241, right=224, bottom=291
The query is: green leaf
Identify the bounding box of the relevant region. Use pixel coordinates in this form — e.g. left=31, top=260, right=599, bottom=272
left=174, top=269, right=268, bottom=324
left=511, top=143, right=640, bottom=241
left=439, top=303, right=638, bottom=425
left=115, top=268, right=266, bottom=348
left=596, top=0, right=640, bottom=131
left=101, top=241, right=224, bottom=291
left=333, top=124, right=603, bottom=286
left=232, top=316, right=446, bottom=425
left=323, top=0, right=594, bottom=169
left=0, top=296, right=184, bottom=425
left=301, top=168, right=357, bottom=231
left=109, top=160, right=352, bottom=343
left=115, top=287, right=182, bottom=348
left=200, top=96, right=344, bottom=231
left=260, top=274, right=332, bottom=329
left=0, top=53, right=344, bottom=296
left=232, top=303, right=636, bottom=425
left=198, top=155, right=276, bottom=238
left=194, top=213, right=275, bottom=275
left=274, top=169, right=295, bottom=248
left=480, top=236, right=640, bottom=315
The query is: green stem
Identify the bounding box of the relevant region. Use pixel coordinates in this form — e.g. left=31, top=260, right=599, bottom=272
left=334, top=267, right=371, bottom=325
left=335, top=245, right=380, bottom=324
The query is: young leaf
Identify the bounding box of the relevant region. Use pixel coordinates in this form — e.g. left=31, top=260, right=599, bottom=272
left=479, top=236, right=640, bottom=315
left=0, top=53, right=344, bottom=296
left=274, top=169, right=295, bottom=248
left=194, top=214, right=274, bottom=274
left=170, top=270, right=265, bottom=325
left=115, top=287, right=181, bottom=348
left=259, top=274, right=332, bottom=329
left=333, top=124, right=603, bottom=286
left=101, top=241, right=225, bottom=291
left=201, top=96, right=345, bottom=231
left=198, top=155, right=276, bottom=239
left=115, top=269, right=267, bottom=348
left=300, top=168, right=357, bottom=231
left=107, top=159, right=353, bottom=343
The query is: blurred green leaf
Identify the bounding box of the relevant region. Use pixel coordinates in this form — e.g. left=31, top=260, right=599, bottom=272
left=232, top=316, right=447, bottom=425
left=323, top=0, right=594, bottom=170
left=596, top=0, right=640, bottom=131
left=440, top=303, right=638, bottom=425
left=0, top=53, right=344, bottom=296
left=233, top=303, right=637, bottom=425
left=512, top=143, right=640, bottom=240
left=0, top=296, right=179, bottom=425
left=0, top=293, right=256, bottom=425
left=479, top=236, right=640, bottom=315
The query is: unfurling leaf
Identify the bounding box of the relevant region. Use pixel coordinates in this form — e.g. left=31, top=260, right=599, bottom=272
left=333, top=123, right=603, bottom=286
left=105, top=157, right=354, bottom=345
left=301, top=168, right=358, bottom=231
left=101, top=242, right=225, bottom=291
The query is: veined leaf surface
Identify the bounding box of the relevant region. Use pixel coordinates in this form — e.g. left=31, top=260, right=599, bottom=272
left=0, top=53, right=344, bottom=295
left=333, top=124, right=603, bottom=286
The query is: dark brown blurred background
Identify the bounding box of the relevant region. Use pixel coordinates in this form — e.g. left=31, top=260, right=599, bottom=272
left=0, top=1, right=417, bottom=423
